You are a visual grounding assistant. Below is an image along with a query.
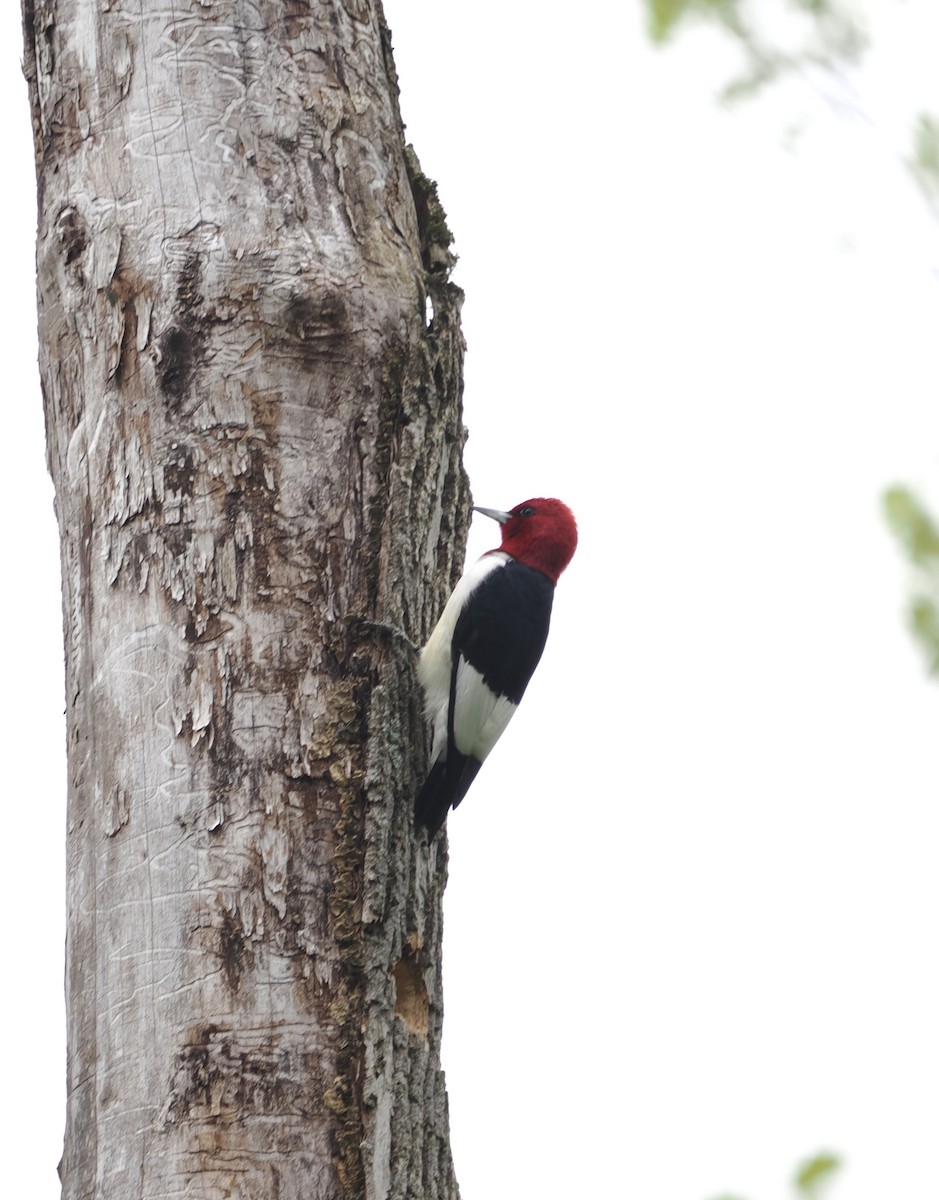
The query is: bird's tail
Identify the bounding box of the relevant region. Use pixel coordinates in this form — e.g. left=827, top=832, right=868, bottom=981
left=415, top=754, right=482, bottom=837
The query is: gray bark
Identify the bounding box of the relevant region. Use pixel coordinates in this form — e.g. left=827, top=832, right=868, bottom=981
left=21, top=2, right=467, bottom=1197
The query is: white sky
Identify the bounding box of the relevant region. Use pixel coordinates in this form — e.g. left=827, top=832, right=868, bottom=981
left=3, top=2, right=939, bottom=1198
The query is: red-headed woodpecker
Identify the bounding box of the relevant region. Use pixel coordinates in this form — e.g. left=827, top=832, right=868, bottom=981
left=415, top=497, right=578, bottom=836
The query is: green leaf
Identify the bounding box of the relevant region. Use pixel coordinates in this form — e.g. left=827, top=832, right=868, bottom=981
left=883, top=486, right=939, bottom=565
left=646, top=0, right=693, bottom=42
left=644, top=0, right=740, bottom=44
left=913, top=112, right=939, bottom=180
left=909, top=112, right=939, bottom=204
left=794, top=1151, right=842, bottom=1198
left=909, top=596, right=939, bottom=674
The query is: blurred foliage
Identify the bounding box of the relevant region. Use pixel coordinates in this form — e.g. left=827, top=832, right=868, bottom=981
left=705, top=1150, right=843, bottom=1200
left=909, top=112, right=939, bottom=209
left=641, top=0, right=867, bottom=101
left=645, top=8, right=933, bottom=1198
left=794, top=1150, right=842, bottom=1198
left=883, top=486, right=939, bottom=564
left=643, top=0, right=939, bottom=674
left=646, top=0, right=742, bottom=43
left=883, top=486, right=939, bottom=673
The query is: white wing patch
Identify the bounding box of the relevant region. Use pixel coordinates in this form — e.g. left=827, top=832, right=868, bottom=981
left=418, top=552, right=509, bottom=761
left=453, top=658, right=518, bottom=761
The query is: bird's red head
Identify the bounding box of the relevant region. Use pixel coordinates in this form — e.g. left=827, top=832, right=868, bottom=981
left=475, top=497, right=578, bottom=584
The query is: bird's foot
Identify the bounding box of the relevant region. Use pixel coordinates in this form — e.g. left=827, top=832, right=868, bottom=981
left=344, top=615, right=420, bottom=656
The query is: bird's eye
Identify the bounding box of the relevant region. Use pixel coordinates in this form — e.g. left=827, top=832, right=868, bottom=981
left=518, top=505, right=535, bottom=517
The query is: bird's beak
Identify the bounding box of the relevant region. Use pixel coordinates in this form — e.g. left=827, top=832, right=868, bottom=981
left=473, top=505, right=511, bottom=525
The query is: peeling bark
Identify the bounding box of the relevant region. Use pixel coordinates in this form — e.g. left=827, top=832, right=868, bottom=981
left=21, top=2, right=467, bottom=1197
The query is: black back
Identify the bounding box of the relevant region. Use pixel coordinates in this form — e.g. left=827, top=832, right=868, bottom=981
left=452, top=558, right=555, bottom=705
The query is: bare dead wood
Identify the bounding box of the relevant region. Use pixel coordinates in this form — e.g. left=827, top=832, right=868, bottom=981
left=21, top=2, right=468, bottom=1196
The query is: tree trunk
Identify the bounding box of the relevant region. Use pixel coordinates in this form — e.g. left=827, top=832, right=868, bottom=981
left=21, top=2, right=467, bottom=1197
